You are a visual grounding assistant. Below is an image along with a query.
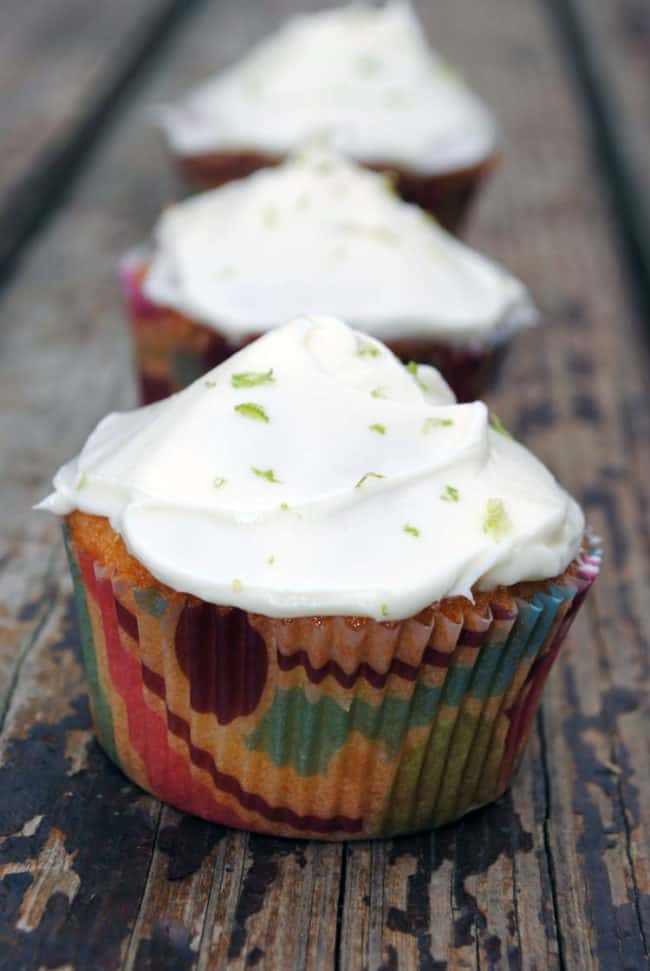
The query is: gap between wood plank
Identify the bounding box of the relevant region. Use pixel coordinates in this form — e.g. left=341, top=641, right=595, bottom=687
left=542, top=0, right=650, bottom=344
left=0, top=544, right=62, bottom=735
left=0, top=0, right=205, bottom=288
left=333, top=842, right=348, bottom=971
left=537, top=708, right=568, bottom=971
left=586, top=594, right=650, bottom=960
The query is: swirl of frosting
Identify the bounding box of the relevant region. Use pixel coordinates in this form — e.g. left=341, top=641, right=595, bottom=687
left=142, top=149, right=536, bottom=344
left=159, top=1, right=497, bottom=174
left=39, top=317, right=584, bottom=619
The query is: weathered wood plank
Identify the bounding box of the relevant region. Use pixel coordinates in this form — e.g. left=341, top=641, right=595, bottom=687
left=0, top=586, right=162, bottom=971
left=0, top=0, right=200, bottom=278
left=545, top=0, right=650, bottom=330
left=0, top=0, right=649, bottom=968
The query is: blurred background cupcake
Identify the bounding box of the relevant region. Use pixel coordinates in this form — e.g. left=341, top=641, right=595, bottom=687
left=157, top=1, right=499, bottom=231
left=38, top=316, right=600, bottom=839
left=122, top=149, right=536, bottom=403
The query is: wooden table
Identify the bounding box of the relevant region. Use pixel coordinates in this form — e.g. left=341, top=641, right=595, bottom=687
left=1, top=1, right=648, bottom=968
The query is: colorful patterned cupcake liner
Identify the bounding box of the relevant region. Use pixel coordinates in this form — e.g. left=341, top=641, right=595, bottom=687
left=121, top=250, right=512, bottom=405
left=65, top=527, right=601, bottom=840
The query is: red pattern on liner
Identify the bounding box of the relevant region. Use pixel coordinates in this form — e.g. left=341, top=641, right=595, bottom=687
left=94, top=567, right=364, bottom=834
left=174, top=602, right=268, bottom=723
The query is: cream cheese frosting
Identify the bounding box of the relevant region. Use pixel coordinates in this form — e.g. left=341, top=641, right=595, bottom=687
left=142, top=149, right=536, bottom=344
left=159, top=1, right=498, bottom=174
left=39, top=316, right=584, bottom=620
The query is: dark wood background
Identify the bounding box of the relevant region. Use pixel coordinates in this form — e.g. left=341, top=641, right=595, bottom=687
left=1, top=1, right=649, bottom=968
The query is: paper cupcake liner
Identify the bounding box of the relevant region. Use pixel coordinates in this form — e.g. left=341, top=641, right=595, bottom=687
left=64, top=526, right=601, bottom=840
left=121, top=249, right=514, bottom=405
left=173, top=150, right=496, bottom=233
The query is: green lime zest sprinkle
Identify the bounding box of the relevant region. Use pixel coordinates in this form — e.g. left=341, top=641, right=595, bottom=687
left=263, top=205, right=279, bottom=227
left=76, top=474, right=88, bottom=491
left=231, top=369, right=274, bottom=388
left=381, top=172, right=397, bottom=195
left=252, top=467, right=282, bottom=484
left=368, top=225, right=399, bottom=243
left=440, top=485, right=460, bottom=503
left=369, top=423, right=386, bottom=435
left=235, top=402, right=269, bottom=423
left=370, top=387, right=385, bottom=399
left=213, top=477, right=227, bottom=490
left=204, top=379, right=216, bottom=388
left=357, top=341, right=380, bottom=358
left=490, top=413, right=512, bottom=438
left=267, top=555, right=275, bottom=565
left=231, top=578, right=243, bottom=592
left=381, top=603, right=390, bottom=618
left=406, top=361, right=427, bottom=391
left=355, top=471, right=385, bottom=489
left=280, top=502, right=289, bottom=511
left=403, top=523, right=420, bottom=538
left=422, top=416, right=453, bottom=433
left=483, top=498, right=511, bottom=542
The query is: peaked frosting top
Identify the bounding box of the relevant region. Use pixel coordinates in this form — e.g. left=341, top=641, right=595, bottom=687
left=160, top=1, right=497, bottom=173
left=142, top=149, right=536, bottom=344
left=39, top=317, right=584, bottom=620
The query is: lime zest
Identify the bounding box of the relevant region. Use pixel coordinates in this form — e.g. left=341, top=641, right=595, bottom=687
left=263, top=205, right=279, bottom=227
left=406, top=361, right=427, bottom=391
left=369, top=423, right=386, bottom=435
left=231, top=578, right=243, bottom=592
left=357, top=341, right=381, bottom=358
left=267, top=555, right=275, bottom=565
left=422, top=416, right=453, bottom=433
left=252, top=467, right=282, bottom=484
left=231, top=369, right=274, bottom=388
left=76, top=474, right=88, bottom=491
left=370, top=387, right=385, bottom=399
left=381, top=603, right=390, bottom=618
left=204, top=379, right=216, bottom=388
left=235, top=402, right=269, bottom=423
left=213, top=477, right=227, bottom=490
left=483, top=498, right=511, bottom=541
left=403, top=523, right=420, bottom=538
left=355, top=472, right=386, bottom=489
left=440, top=485, right=460, bottom=503
left=490, top=413, right=512, bottom=438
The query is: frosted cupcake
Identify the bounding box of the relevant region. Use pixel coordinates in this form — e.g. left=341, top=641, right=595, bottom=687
left=158, top=1, right=498, bottom=230
left=122, top=150, right=535, bottom=404
left=39, top=316, right=600, bottom=839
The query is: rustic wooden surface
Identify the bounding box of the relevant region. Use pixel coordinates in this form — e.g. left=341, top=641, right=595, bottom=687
left=546, top=0, right=650, bottom=327
left=0, top=0, right=649, bottom=968
left=0, top=0, right=198, bottom=278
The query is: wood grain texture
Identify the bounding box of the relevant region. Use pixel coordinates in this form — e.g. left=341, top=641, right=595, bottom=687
left=0, top=0, right=199, bottom=277
left=0, top=0, right=649, bottom=968
left=545, top=0, right=650, bottom=331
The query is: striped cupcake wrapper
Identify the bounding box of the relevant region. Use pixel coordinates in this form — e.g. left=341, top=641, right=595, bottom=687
left=120, top=249, right=517, bottom=406
left=120, top=249, right=246, bottom=405
left=65, top=527, right=601, bottom=840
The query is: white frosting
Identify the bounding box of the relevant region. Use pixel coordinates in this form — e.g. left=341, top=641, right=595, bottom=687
left=159, top=1, right=497, bottom=174
left=143, top=150, right=536, bottom=344
left=39, top=317, right=583, bottom=620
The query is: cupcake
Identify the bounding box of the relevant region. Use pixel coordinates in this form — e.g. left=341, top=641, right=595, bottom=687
left=123, top=149, right=536, bottom=404
left=158, top=1, right=498, bottom=230
left=38, top=316, right=599, bottom=839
